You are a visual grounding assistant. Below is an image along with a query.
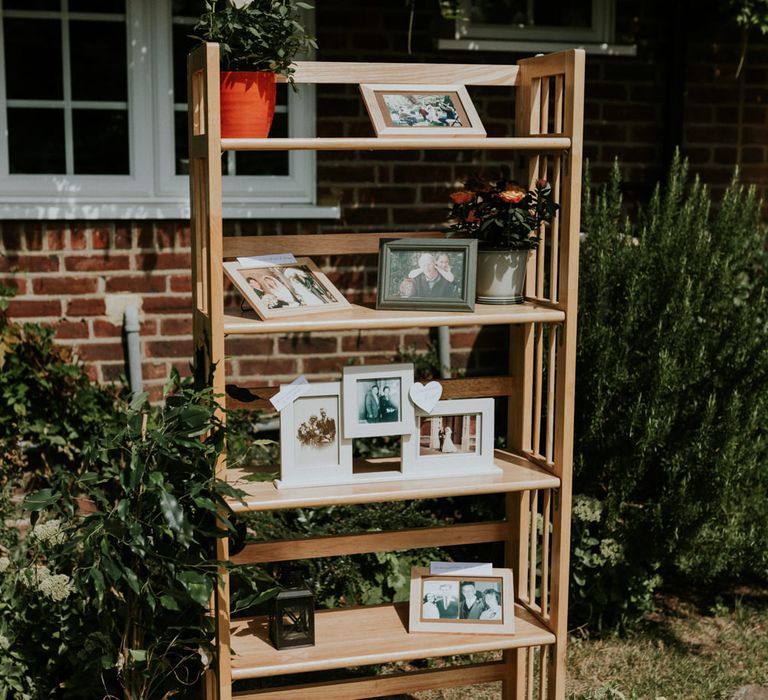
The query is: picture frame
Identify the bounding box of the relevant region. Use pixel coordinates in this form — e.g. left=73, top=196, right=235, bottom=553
left=376, top=238, right=478, bottom=313
left=402, top=398, right=500, bottom=478
left=223, top=257, right=351, bottom=321
left=408, top=566, right=515, bottom=635
left=342, top=363, right=415, bottom=438
left=277, top=382, right=353, bottom=488
left=360, top=84, right=486, bottom=137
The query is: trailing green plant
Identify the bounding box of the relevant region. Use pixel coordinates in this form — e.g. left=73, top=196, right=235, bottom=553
left=192, top=0, right=317, bottom=83
left=575, top=154, right=768, bottom=620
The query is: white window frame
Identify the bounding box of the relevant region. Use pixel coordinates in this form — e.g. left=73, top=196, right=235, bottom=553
left=0, top=0, right=337, bottom=220
left=439, top=0, right=636, bottom=56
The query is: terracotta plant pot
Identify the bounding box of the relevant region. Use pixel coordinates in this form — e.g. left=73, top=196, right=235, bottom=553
left=475, top=248, right=531, bottom=304
left=220, top=71, right=276, bottom=138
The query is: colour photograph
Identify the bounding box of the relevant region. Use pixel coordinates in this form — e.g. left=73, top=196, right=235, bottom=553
left=381, top=92, right=463, bottom=127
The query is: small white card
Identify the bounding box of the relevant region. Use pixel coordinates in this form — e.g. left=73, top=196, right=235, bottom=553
left=237, top=253, right=297, bottom=268
left=429, top=561, right=493, bottom=577
left=270, top=375, right=311, bottom=412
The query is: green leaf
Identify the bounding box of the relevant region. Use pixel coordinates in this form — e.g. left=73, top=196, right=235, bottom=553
left=128, top=649, right=147, bottom=662
left=177, top=570, right=213, bottom=607
left=160, top=594, right=181, bottom=611
left=23, top=488, right=60, bottom=511
left=159, top=489, right=193, bottom=546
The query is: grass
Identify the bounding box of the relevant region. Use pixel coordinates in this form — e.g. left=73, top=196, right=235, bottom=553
left=388, top=588, right=768, bottom=700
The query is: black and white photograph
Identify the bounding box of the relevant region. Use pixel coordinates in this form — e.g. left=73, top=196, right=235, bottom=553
left=342, top=364, right=415, bottom=439
left=418, top=413, right=480, bottom=456
left=294, top=396, right=339, bottom=467
left=459, top=579, right=503, bottom=621
left=277, top=382, right=353, bottom=489
left=409, top=567, right=515, bottom=634
left=421, top=579, right=460, bottom=620
left=376, top=239, right=477, bottom=312
left=356, top=378, right=401, bottom=424
left=223, top=258, right=351, bottom=321
left=360, top=84, right=486, bottom=137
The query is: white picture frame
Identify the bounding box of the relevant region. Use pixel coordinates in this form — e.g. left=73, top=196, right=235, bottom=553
left=277, top=382, right=353, bottom=488
left=402, top=398, right=500, bottom=478
left=408, top=566, right=515, bottom=635
left=342, top=363, right=415, bottom=438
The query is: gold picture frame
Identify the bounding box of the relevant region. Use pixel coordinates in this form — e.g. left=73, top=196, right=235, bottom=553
left=360, top=84, right=486, bottom=137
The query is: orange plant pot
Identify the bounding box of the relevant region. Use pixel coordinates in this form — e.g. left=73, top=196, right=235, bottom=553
left=220, top=71, right=277, bottom=138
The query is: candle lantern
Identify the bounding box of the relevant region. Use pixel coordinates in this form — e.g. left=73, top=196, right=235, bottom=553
left=268, top=567, right=315, bottom=650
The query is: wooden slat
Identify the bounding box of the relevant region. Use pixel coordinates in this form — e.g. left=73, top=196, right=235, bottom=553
left=528, top=491, right=539, bottom=606
left=231, top=520, right=508, bottom=565
left=541, top=490, right=552, bottom=620
left=515, top=51, right=569, bottom=80
left=222, top=231, right=443, bottom=259
left=226, top=375, right=515, bottom=411
left=226, top=450, right=560, bottom=513
left=223, top=301, right=565, bottom=336
left=221, top=136, right=571, bottom=151
left=274, top=60, right=519, bottom=86
left=229, top=602, right=555, bottom=680
left=233, top=661, right=506, bottom=699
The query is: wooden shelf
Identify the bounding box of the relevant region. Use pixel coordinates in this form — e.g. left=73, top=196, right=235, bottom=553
left=223, top=301, right=565, bottom=336
left=230, top=602, right=555, bottom=680
left=221, top=136, right=571, bottom=152
left=226, top=450, right=559, bottom=513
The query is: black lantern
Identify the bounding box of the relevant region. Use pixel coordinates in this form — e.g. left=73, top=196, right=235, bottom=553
left=268, top=568, right=315, bottom=650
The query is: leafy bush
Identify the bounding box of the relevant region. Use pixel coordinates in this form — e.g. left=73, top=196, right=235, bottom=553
left=574, top=154, right=768, bottom=625
left=0, top=287, right=115, bottom=489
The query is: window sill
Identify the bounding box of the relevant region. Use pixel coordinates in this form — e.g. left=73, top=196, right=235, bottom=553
left=0, top=200, right=342, bottom=221
left=438, top=38, right=637, bottom=56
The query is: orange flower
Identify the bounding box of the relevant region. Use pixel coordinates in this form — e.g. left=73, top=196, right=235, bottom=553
left=466, top=209, right=478, bottom=222
left=450, top=190, right=475, bottom=205
left=498, top=187, right=526, bottom=204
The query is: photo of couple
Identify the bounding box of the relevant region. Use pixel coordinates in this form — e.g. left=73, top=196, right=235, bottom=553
left=296, top=407, right=336, bottom=448
left=243, top=264, right=337, bottom=311
left=382, top=92, right=462, bottom=128
left=356, top=378, right=401, bottom=424
left=421, top=579, right=503, bottom=622
left=293, top=396, right=340, bottom=468
left=388, top=250, right=464, bottom=301
left=418, top=414, right=479, bottom=456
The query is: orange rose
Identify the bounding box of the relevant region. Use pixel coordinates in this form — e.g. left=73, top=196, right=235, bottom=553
left=450, top=190, right=475, bottom=205
left=499, top=187, right=526, bottom=204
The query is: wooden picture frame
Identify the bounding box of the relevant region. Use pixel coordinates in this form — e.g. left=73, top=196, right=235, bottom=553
left=342, top=363, right=415, bottom=438
left=402, top=398, right=500, bottom=478
left=360, top=84, right=486, bottom=137
left=223, top=257, right=351, bottom=320
left=277, top=382, right=353, bottom=488
left=408, top=566, right=515, bottom=635
left=376, top=238, right=477, bottom=312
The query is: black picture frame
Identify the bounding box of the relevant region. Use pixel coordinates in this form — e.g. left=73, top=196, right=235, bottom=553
left=376, top=238, right=477, bottom=312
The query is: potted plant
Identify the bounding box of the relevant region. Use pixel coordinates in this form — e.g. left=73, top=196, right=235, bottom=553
left=193, top=0, right=317, bottom=138
left=447, top=176, right=559, bottom=304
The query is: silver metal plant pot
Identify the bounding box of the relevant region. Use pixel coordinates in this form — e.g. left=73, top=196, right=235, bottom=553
left=475, top=249, right=530, bottom=304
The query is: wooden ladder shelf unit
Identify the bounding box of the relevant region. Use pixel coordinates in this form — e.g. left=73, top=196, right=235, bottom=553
left=188, top=43, right=584, bottom=700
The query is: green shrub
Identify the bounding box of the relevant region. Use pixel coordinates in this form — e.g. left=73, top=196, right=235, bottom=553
left=574, top=154, right=768, bottom=624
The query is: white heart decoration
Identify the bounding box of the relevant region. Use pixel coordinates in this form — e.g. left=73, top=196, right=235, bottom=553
left=409, top=381, right=443, bottom=413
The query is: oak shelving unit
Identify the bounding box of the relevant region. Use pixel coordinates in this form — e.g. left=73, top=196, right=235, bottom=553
left=188, top=43, right=584, bottom=700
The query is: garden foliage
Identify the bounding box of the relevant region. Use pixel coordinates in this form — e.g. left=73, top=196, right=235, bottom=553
left=574, top=154, right=768, bottom=625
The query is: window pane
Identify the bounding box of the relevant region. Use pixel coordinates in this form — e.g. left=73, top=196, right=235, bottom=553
left=70, top=20, right=127, bottom=102
left=3, top=0, right=58, bottom=10
left=172, top=0, right=204, bottom=16
left=69, top=0, right=125, bottom=12
left=534, top=0, right=591, bottom=28
left=3, top=19, right=63, bottom=100
left=471, top=0, right=526, bottom=25
left=8, top=108, right=65, bottom=174
left=173, top=22, right=200, bottom=105
left=234, top=113, right=289, bottom=176
left=175, top=111, right=189, bottom=175
left=72, top=109, right=129, bottom=174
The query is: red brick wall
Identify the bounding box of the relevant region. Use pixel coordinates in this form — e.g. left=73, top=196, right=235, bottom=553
left=2, top=0, right=766, bottom=398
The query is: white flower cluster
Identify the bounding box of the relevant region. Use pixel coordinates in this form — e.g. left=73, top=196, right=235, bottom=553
left=0, top=555, right=10, bottom=573
left=31, top=519, right=67, bottom=546
left=38, top=573, right=74, bottom=602
left=572, top=495, right=603, bottom=523
left=0, top=633, right=9, bottom=650
left=599, top=538, right=624, bottom=565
